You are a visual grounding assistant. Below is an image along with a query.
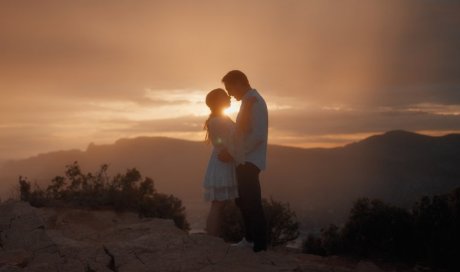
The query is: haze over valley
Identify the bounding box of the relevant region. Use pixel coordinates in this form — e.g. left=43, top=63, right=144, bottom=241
left=2, top=130, right=459, bottom=231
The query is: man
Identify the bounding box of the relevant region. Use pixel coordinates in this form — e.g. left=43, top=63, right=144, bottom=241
left=218, top=70, right=268, bottom=252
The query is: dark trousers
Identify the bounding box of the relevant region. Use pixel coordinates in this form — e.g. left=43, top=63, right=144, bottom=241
left=235, top=162, right=267, bottom=251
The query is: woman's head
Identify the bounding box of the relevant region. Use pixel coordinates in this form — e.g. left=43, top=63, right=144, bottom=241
left=205, top=88, right=230, bottom=115
left=203, top=88, right=230, bottom=143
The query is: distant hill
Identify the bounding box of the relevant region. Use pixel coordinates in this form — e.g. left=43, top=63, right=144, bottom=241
left=1, top=130, right=460, bottom=230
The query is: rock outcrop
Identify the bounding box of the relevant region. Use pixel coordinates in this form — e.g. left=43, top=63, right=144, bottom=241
left=0, top=201, right=388, bottom=272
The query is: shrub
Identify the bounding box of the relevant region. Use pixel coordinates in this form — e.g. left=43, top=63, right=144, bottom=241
left=19, top=161, right=190, bottom=231
left=303, top=198, right=414, bottom=260
left=303, top=234, right=326, bottom=256
left=303, top=187, right=460, bottom=270
left=341, top=198, right=414, bottom=260
left=219, top=201, right=245, bottom=242
left=138, top=193, right=189, bottom=231
left=319, top=224, right=343, bottom=255
left=19, top=176, right=31, bottom=201
left=412, top=190, right=460, bottom=269
left=219, top=197, right=299, bottom=246
left=264, top=197, right=300, bottom=246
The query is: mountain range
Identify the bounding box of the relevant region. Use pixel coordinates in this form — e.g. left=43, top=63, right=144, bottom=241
left=1, top=130, right=460, bottom=230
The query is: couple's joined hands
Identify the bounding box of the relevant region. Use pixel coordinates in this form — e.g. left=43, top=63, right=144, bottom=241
left=218, top=148, right=233, bottom=163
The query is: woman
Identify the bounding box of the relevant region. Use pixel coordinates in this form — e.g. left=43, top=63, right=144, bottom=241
left=202, top=88, right=254, bottom=236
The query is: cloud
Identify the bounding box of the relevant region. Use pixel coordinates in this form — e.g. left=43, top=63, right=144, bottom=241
left=99, top=116, right=205, bottom=134
left=270, top=106, right=460, bottom=137
left=1, top=1, right=459, bottom=103
left=0, top=0, right=460, bottom=159
left=342, top=84, right=460, bottom=109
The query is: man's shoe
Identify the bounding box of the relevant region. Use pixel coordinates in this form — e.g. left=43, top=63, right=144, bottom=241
left=231, top=238, right=254, bottom=248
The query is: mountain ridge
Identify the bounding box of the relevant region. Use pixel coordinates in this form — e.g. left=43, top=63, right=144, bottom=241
left=4, top=130, right=459, bottom=164
left=1, top=130, right=460, bottom=230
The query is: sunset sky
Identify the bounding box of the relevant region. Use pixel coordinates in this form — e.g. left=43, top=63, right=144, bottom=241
left=1, top=0, right=460, bottom=161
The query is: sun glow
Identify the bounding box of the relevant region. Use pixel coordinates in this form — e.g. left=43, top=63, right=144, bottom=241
left=224, top=99, right=241, bottom=118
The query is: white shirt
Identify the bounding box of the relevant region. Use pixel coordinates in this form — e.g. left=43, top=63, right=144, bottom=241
left=233, top=89, right=268, bottom=171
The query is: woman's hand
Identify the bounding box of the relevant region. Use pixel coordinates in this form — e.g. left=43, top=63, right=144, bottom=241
left=218, top=148, right=234, bottom=163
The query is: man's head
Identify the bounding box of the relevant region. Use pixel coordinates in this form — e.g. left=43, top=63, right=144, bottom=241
left=222, top=70, right=252, bottom=101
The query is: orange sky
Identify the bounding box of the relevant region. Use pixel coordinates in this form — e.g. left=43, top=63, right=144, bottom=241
left=1, top=0, right=460, bottom=161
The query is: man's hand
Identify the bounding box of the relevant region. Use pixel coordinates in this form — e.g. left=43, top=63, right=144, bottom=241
left=218, top=148, right=234, bottom=163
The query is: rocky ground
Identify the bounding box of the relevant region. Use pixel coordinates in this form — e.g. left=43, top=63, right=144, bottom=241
left=0, top=201, right=418, bottom=272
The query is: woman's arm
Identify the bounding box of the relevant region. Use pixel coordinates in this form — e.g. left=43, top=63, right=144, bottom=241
left=208, top=117, right=232, bottom=148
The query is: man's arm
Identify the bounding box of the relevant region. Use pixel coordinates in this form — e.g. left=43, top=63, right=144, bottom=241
left=221, top=97, right=257, bottom=164
left=236, top=96, right=257, bottom=134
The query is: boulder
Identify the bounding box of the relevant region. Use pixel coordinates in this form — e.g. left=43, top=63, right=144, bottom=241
left=0, top=201, right=394, bottom=271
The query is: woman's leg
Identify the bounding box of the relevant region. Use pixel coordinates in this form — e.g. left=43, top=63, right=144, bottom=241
left=206, top=200, right=226, bottom=236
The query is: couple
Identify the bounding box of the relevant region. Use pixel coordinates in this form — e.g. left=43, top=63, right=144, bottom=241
left=203, top=70, right=268, bottom=252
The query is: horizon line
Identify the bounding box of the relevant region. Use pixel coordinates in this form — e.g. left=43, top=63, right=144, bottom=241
left=3, top=129, right=460, bottom=163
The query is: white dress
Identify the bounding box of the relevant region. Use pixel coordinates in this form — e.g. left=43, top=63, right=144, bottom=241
left=203, top=116, right=239, bottom=201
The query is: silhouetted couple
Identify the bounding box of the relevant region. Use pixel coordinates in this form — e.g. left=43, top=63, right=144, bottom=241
left=203, top=70, right=268, bottom=252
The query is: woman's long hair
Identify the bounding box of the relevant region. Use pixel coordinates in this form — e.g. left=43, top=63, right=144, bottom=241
left=203, top=88, right=227, bottom=143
